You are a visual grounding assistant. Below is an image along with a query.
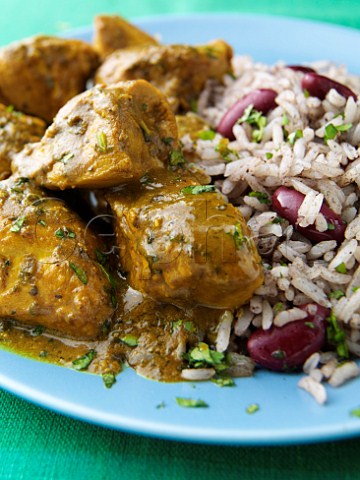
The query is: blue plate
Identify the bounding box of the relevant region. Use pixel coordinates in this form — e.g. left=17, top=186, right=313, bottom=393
left=2, top=13, right=360, bottom=445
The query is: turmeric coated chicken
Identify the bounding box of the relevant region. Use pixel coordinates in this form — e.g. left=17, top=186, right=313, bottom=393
left=0, top=176, right=114, bottom=339
left=0, top=104, right=46, bottom=180
left=93, top=14, right=159, bottom=59
left=0, top=36, right=99, bottom=122
left=12, top=80, right=179, bottom=189
left=95, top=40, right=233, bottom=112
left=107, top=168, right=264, bottom=309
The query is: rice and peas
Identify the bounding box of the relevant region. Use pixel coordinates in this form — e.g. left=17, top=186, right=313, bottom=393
left=180, top=55, right=360, bottom=404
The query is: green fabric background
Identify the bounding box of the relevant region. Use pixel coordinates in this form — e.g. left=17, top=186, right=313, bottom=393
left=1, top=1, right=360, bottom=478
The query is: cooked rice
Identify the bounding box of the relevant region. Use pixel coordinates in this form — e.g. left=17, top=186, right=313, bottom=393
left=181, top=55, right=360, bottom=395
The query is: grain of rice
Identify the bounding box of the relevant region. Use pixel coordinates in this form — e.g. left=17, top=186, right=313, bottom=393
left=274, top=307, right=307, bottom=327
left=328, top=361, right=360, bottom=387
left=298, top=376, right=327, bottom=405
left=303, top=352, right=321, bottom=374
left=181, top=368, right=216, bottom=381
left=234, top=308, right=254, bottom=336
left=215, top=310, right=233, bottom=352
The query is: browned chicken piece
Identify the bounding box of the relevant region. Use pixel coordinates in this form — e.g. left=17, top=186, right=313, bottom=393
left=0, top=176, right=115, bottom=339
left=0, top=36, right=99, bottom=122
left=0, top=104, right=46, bottom=180
left=95, top=40, right=233, bottom=112
left=93, top=14, right=158, bottom=59
left=12, top=80, right=180, bottom=189
left=107, top=168, right=264, bottom=309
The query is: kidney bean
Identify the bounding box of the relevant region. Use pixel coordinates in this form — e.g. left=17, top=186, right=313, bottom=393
left=287, top=65, right=316, bottom=74
left=247, top=304, right=329, bottom=371
left=272, top=186, right=346, bottom=244
left=216, top=88, right=277, bottom=140
left=301, top=72, right=357, bottom=100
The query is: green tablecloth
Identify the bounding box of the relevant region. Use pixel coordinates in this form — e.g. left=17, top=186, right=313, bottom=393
left=1, top=1, right=360, bottom=479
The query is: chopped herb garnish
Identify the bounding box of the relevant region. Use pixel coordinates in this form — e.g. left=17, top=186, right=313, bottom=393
left=59, top=152, right=75, bottom=165
left=96, top=131, right=108, bottom=153
left=184, top=321, right=196, bottom=333
left=272, top=216, right=284, bottom=224
left=95, top=248, right=107, bottom=265
left=172, top=319, right=183, bottom=331
left=102, top=372, right=116, bottom=389
left=303, top=89, right=310, bottom=98
left=327, top=222, right=335, bottom=231
left=69, top=262, right=88, bottom=285
left=181, top=185, right=216, bottom=195
left=14, top=177, right=29, bottom=186
left=72, top=349, right=96, bottom=370
left=288, top=129, right=303, bottom=145
left=271, top=350, right=286, bottom=359
left=231, top=222, right=250, bottom=250
left=324, top=122, right=352, bottom=144
left=211, top=376, right=235, bottom=387
left=31, top=325, right=44, bottom=337
left=169, top=149, right=185, bottom=167
left=215, top=138, right=237, bottom=162
left=327, top=311, right=349, bottom=358
left=335, top=262, right=347, bottom=274
left=162, top=137, right=174, bottom=145
left=10, top=216, right=25, bottom=233
left=38, top=220, right=47, bottom=227
left=265, top=152, right=274, bottom=159
left=55, top=227, right=76, bottom=239
left=248, top=191, right=270, bottom=204
left=197, top=129, right=216, bottom=140
left=273, top=302, right=284, bottom=313
left=246, top=403, right=260, bottom=414
left=305, top=321, right=315, bottom=329
left=238, top=104, right=267, bottom=142
left=350, top=407, right=360, bottom=418
left=39, top=350, right=48, bottom=358
left=190, top=99, right=198, bottom=113
left=186, top=342, right=227, bottom=372
left=120, top=334, right=138, bottom=347
left=328, top=290, right=345, bottom=300
left=282, top=113, right=290, bottom=126
left=352, top=286, right=360, bottom=293
left=156, top=401, right=166, bottom=409
left=6, top=105, right=14, bottom=113
left=176, top=397, right=209, bottom=408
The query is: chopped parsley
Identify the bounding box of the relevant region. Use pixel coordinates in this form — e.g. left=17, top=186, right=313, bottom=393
left=55, top=227, right=76, bottom=239
left=273, top=302, right=284, bottom=313
left=271, top=350, right=286, bottom=359
left=162, top=137, right=174, bottom=146
left=169, top=149, right=185, bottom=167
left=72, top=349, right=96, bottom=370
left=38, top=220, right=47, bottom=227
left=328, top=290, right=345, bottom=300
left=281, top=113, right=290, bottom=126
left=288, top=129, right=303, bottom=145
left=246, top=403, right=260, bottom=414
left=350, top=407, right=360, bottom=418
left=186, top=342, right=227, bottom=372
left=176, top=397, right=209, bottom=408
left=231, top=223, right=250, bottom=250
left=304, top=321, right=315, bottom=329
left=215, top=138, right=237, bottom=162
left=96, top=131, right=108, bottom=153
left=102, top=372, right=116, bottom=389
left=69, top=262, right=88, bottom=285
left=327, top=311, right=349, bottom=358
left=120, top=334, right=138, bottom=347
left=324, top=122, right=352, bottom=144
left=10, top=216, right=25, bottom=233
left=211, top=376, right=235, bottom=387
left=335, top=262, right=347, bottom=274
left=181, top=185, right=216, bottom=195
left=265, top=152, right=274, bottom=159
left=197, top=129, right=216, bottom=140
left=238, top=105, right=267, bottom=142
left=248, top=191, right=270, bottom=204
left=31, top=325, right=44, bottom=337
left=59, top=152, right=75, bottom=165
left=14, top=177, right=29, bottom=186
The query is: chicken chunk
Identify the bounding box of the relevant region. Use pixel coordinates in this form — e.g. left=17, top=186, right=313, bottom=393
left=0, top=104, right=46, bottom=180
left=12, top=80, right=179, bottom=189
left=107, top=168, right=264, bottom=309
left=95, top=40, right=233, bottom=112
left=93, top=14, right=158, bottom=59
left=0, top=36, right=99, bottom=122
left=0, top=176, right=114, bottom=339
